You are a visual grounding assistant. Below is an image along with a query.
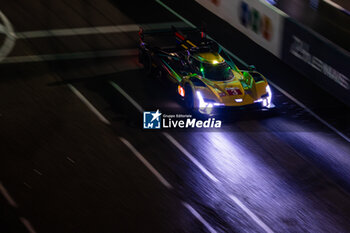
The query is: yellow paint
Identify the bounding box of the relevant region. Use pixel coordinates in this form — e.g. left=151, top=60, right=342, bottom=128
left=193, top=52, right=225, bottom=64
left=183, top=68, right=269, bottom=107
left=181, top=44, right=188, bottom=49
left=186, top=40, right=197, bottom=48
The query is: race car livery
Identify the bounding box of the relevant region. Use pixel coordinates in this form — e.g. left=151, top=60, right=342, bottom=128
left=138, top=26, right=273, bottom=115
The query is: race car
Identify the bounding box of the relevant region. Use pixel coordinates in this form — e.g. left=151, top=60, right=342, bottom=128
left=138, top=26, right=273, bottom=115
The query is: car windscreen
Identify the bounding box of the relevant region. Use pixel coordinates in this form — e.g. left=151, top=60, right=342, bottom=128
left=201, top=62, right=234, bottom=81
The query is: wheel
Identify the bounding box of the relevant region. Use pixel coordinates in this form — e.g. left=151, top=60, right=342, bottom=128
left=139, top=49, right=153, bottom=76
left=155, top=68, right=163, bottom=80
left=184, top=85, right=194, bottom=110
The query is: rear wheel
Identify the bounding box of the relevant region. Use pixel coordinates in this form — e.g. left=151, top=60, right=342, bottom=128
left=155, top=69, right=163, bottom=80
left=139, top=49, right=153, bottom=76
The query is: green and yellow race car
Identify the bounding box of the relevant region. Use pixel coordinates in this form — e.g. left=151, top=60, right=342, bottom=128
left=138, top=26, right=273, bottom=115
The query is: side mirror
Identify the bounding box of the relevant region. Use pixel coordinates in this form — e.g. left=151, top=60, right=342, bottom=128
left=248, top=65, right=256, bottom=71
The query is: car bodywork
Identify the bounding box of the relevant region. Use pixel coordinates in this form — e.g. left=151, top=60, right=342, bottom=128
left=138, top=26, right=273, bottom=115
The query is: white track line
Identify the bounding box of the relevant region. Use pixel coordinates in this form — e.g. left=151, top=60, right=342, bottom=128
left=119, top=137, right=173, bottom=189
left=16, top=25, right=136, bottom=39
left=33, top=169, right=43, bottom=176
left=68, top=84, right=111, bottom=125
left=16, top=21, right=188, bottom=39
left=110, top=69, right=268, bottom=233
left=229, top=195, right=274, bottom=233
left=323, top=0, right=349, bottom=14
left=109, top=81, right=219, bottom=182
left=109, top=81, right=144, bottom=113
left=66, top=156, right=76, bottom=164
left=19, top=217, right=37, bottom=233
left=0, top=182, right=18, bottom=208
left=0, top=11, right=16, bottom=62
left=268, top=80, right=350, bottom=143
left=110, top=64, right=273, bottom=233
left=1, top=15, right=218, bottom=233
left=156, top=0, right=350, bottom=144
left=163, top=132, right=219, bottom=183
left=155, top=0, right=248, bottom=66
left=183, top=202, right=218, bottom=233
left=109, top=82, right=219, bottom=231
left=2, top=49, right=139, bottom=63
left=120, top=136, right=218, bottom=232
left=0, top=183, right=37, bottom=233
left=3, top=21, right=188, bottom=64
left=156, top=0, right=196, bottom=28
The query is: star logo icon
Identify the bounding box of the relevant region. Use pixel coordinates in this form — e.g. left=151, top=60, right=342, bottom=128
left=143, top=110, right=162, bottom=129
left=150, top=109, right=161, bottom=122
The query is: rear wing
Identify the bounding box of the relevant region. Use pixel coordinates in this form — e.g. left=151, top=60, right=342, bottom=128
left=139, top=26, right=200, bottom=40
left=139, top=24, right=206, bottom=50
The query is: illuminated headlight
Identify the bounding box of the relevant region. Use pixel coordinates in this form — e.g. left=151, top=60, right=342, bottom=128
left=266, top=85, right=272, bottom=107
left=196, top=91, right=224, bottom=109
left=254, top=85, right=272, bottom=108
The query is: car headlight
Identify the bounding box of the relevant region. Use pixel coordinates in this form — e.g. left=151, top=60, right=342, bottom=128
left=262, top=85, right=272, bottom=107
left=266, top=85, right=272, bottom=105
left=254, top=85, right=272, bottom=107
left=196, top=91, right=224, bottom=109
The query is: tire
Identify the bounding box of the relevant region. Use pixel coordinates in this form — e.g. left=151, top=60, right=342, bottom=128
left=155, top=68, right=163, bottom=80
left=184, top=85, right=194, bottom=110
left=139, top=49, right=153, bottom=76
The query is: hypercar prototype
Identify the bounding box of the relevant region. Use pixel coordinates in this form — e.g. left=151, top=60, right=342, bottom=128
left=138, top=26, right=273, bottom=115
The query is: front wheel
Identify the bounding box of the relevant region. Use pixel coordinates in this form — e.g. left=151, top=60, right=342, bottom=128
left=184, top=85, right=194, bottom=110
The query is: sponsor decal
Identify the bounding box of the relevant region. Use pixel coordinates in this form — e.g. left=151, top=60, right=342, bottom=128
left=239, top=1, right=273, bottom=41
left=226, top=87, right=242, bottom=95
left=290, top=36, right=349, bottom=90
left=143, top=110, right=222, bottom=129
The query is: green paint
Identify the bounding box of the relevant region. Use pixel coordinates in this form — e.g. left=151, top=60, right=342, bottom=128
left=161, top=58, right=182, bottom=82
